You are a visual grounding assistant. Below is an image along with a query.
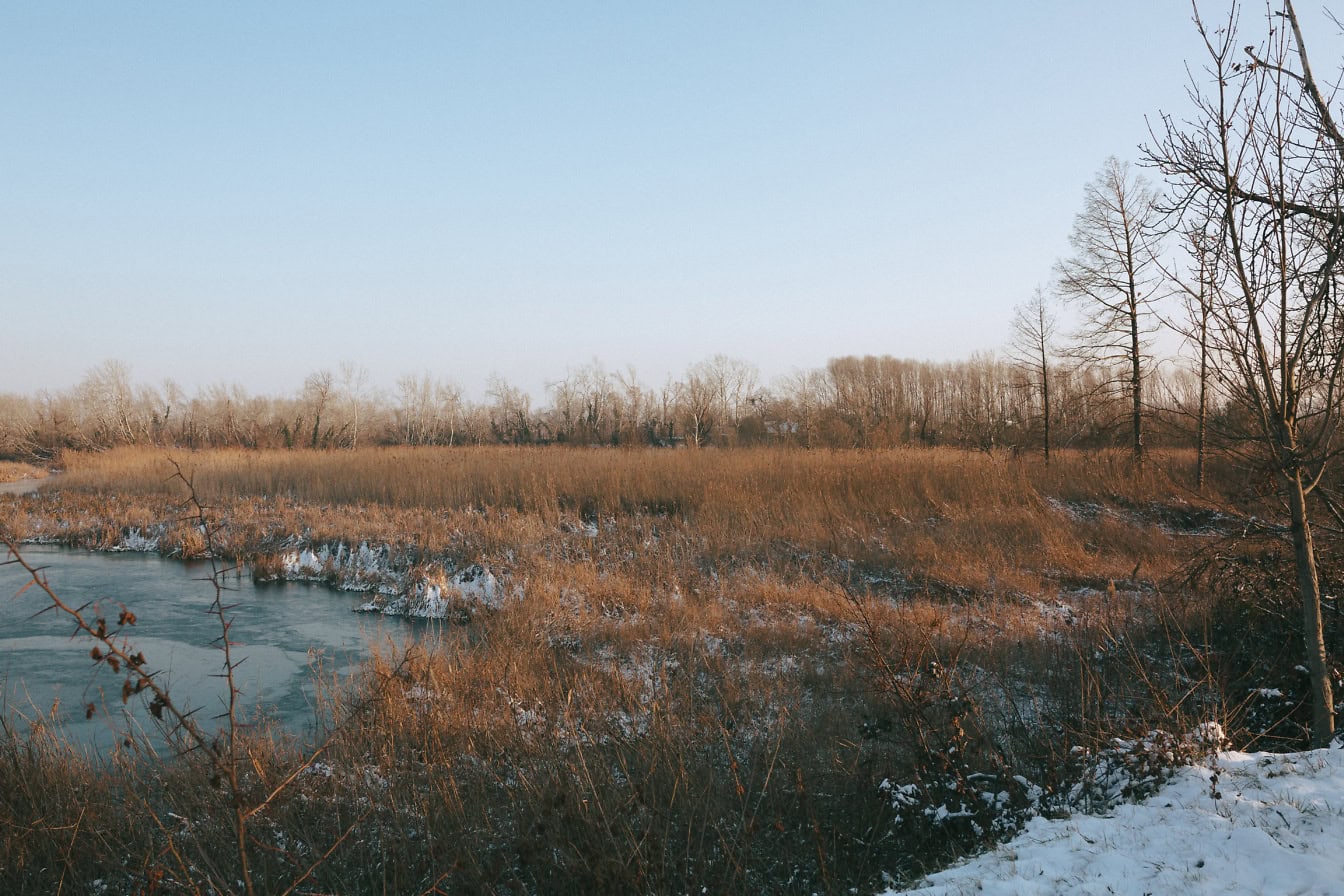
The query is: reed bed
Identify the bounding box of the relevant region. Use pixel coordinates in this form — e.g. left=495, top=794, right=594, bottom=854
left=54, top=445, right=1181, bottom=514
left=0, top=445, right=1298, bottom=894
left=0, top=461, right=46, bottom=483
left=44, top=445, right=1201, bottom=594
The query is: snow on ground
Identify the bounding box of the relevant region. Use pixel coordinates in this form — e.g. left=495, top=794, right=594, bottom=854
left=363, top=562, right=506, bottom=617
left=280, top=541, right=390, bottom=590
left=110, top=526, right=160, bottom=552
left=888, top=746, right=1344, bottom=896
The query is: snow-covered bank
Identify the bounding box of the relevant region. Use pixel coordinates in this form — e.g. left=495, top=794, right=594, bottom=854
left=268, top=542, right=512, bottom=618
left=21, top=522, right=515, bottom=621
left=888, top=746, right=1344, bottom=896
left=359, top=562, right=505, bottom=618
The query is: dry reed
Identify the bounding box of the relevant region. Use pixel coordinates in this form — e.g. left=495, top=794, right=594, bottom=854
left=0, top=444, right=1287, bottom=894
left=42, top=445, right=1201, bottom=595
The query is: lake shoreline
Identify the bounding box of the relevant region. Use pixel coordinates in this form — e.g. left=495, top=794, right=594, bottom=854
left=1, top=491, right=510, bottom=621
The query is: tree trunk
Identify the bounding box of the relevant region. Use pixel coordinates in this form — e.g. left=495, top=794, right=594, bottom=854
left=1196, top=310, right=1208, bottom=491
left=1040, top=349, right=1051, bottom=465
left=1130, top=298, right=1143, bottom=465
left=1285, top=465, right=1336, bottom=747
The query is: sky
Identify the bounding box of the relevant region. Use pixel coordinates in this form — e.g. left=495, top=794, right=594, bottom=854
left=3, top=2, right=1336, bottom=401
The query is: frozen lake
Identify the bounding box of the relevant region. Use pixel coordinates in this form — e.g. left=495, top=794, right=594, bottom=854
left=0, top=544, right=432, bottom=752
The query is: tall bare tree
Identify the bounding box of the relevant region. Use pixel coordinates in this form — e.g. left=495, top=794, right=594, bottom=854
left=338, top=361, right=373, bottom=450
left=1167, top=229, right=1219, bottom=489
left=1009, top=289, right=1059, bottom=463
left=1147, top=0, right=1344, bottom=746
left=396, top=373, right=440, bottom=445
left=1057, top=157, right=1165, bottom=463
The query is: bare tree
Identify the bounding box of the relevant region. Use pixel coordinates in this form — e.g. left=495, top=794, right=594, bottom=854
left=775, top=368, right=831, bottom=447
left=0, top=393, right=38, bottom=458
left=396, top=373, right=434, bottom=446
left=147, top=379, right=183, bottom=446
left=395, top=372, right=464, bottom=445
left=73, top=359, right=138, bottom=447
left=1147, top=0, right=1344, bottom=746
left=677, top=368, right=718, bottom=448
left=705, top=355, right=761, bottom=432
left=1009, top=289, right=1059, bottom=463
left=679, top=355, right=760, bottom=446
left=826, top=356, right=910, bottom=447
left=613, top=366, right=653, bottom=445
left=1057, top=157, right=1166, bottom=463
left=486, top=374, right=533, bottom=445
left=338, top=361, right=373, bottom=450
left=1166, top=229, right=1220, bottom=489
left=302, top=370, right=335, bottom=449
left=433, top=378, right=465, bottom=446
left=547, top=371, right=582, bottom=443
left=652, top=377, right=679, bottom=444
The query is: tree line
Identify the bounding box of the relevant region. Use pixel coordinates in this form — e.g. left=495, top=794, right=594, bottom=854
left=0, top=351, right=1219, bottom=459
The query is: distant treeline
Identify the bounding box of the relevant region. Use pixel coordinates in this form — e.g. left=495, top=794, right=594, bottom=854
left=0, top=353, right=1215, bottom=459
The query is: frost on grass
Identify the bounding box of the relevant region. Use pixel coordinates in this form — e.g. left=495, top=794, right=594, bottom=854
left=112, top=526, right=162, bottom=553
left=273, top=542, right=392, bottom=590
left=887, top=744, right=1344, bottom=896
left=362, top=563, right=507, bottom=619
left=251, top=539, right=514, bottom=620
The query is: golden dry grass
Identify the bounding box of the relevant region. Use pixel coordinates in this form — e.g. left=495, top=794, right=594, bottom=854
left=43, top=445, right=1205, bottom=596
left=0, top=461, right=46, bottom=483
left=0, top=444, right=1260, bottom=894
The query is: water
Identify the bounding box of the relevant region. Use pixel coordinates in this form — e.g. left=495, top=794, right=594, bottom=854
left=0, top=544, right=428, bottom=752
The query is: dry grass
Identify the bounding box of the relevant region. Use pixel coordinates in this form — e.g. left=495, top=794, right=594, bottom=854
left=0, top=461, right=46, bottom=483
left=43, top=445, right=1204, bottom=595
left=0, top=445, right=1279, bottom=894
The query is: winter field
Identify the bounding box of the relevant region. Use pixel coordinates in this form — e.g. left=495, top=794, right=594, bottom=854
left=1, top=445, right=1340, bottom=894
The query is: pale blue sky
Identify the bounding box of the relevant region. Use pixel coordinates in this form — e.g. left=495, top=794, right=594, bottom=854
left=1, top=2, right=1313, bottom=399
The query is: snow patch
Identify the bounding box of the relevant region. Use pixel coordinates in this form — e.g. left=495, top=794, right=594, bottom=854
left=112, top=526, right=162, bottom=552
left=364, top=563, right=507, bottom=618
left=276, top=542, right=390, bottom=590
left=887, top=746, right=1344, bottom=896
